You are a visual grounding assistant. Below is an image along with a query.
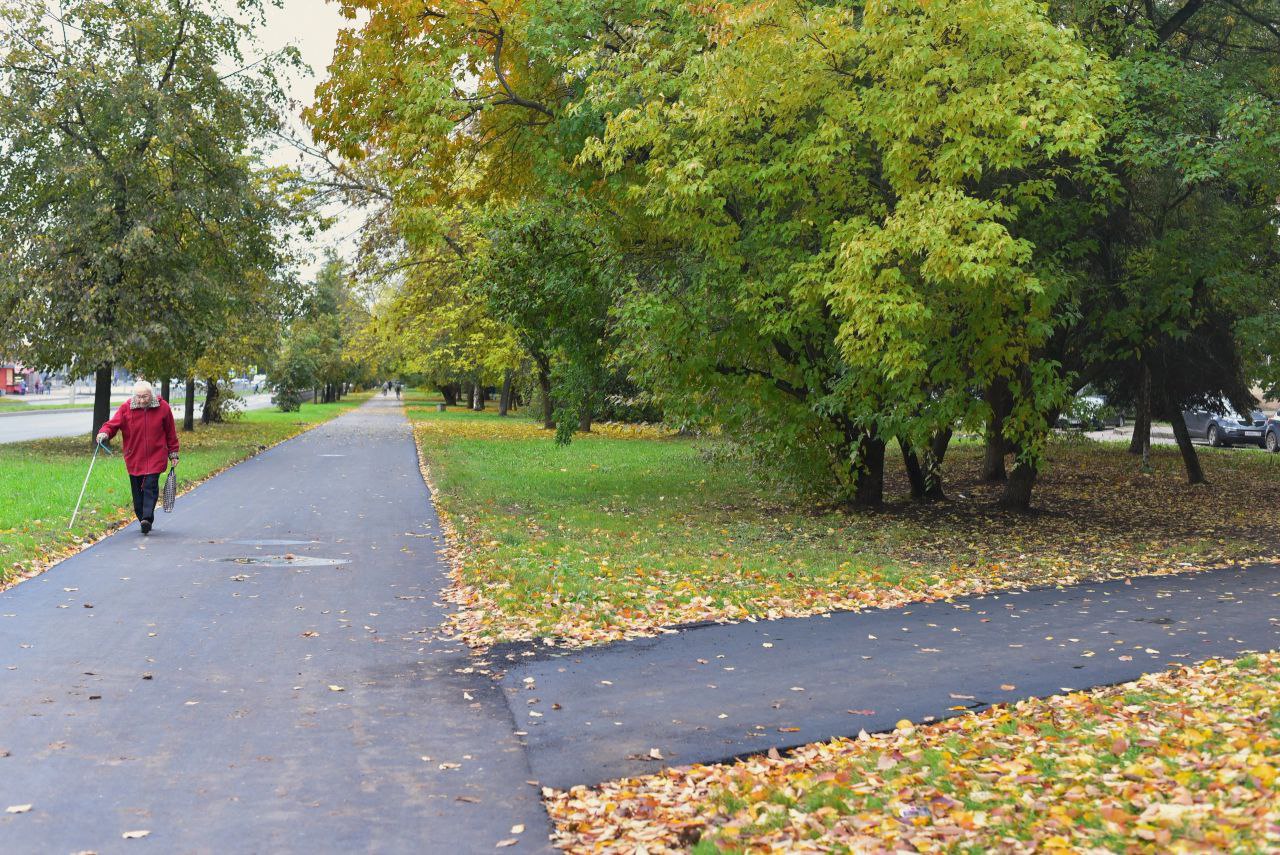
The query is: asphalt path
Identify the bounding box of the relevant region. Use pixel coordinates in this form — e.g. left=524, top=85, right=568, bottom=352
left=0, top=397, right=551, bottom=853
left=506, top=564, right=1280, bottom=789
left=0, top=395, right=275, bottom=445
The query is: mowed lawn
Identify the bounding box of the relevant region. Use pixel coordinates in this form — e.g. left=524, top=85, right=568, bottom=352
left=407, top=394, right=1280, bottom=647
left=0, top=396, right=367, bottom=586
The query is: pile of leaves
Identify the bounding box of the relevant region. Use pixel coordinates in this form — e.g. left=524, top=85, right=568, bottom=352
left=412, top=408, right=1280, bottom=649
left=546, top=653, right=1280, bottom=853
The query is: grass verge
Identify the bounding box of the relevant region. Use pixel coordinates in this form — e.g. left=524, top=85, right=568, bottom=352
left=406, top=394, right=1280, bottom=648
left=546, top=652, right=1280, bottom=853
left=0, top=395, right=368, bottom=587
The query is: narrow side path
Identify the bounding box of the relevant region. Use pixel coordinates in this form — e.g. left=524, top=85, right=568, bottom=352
left=507, top=563, right=1280, bottom=789
left=0, top=397, right=550, bottom=853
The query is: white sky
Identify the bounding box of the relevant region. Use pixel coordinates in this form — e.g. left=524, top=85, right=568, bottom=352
left=252, top=0, right=367, bottom=279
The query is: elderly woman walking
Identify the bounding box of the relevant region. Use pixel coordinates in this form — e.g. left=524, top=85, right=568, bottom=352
left=96, top=381, right=180, bottom=534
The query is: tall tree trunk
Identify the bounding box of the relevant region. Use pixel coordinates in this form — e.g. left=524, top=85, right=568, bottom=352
left=499, top=371, right=513, bottom=416
left=472, top=379, right=485, bottom=411
left=853, top=434, right=886, bottom=507
left=1129, top=362, right=1151, bottom=456
left=183, top=375, right=195, bottom=432
left=202, top=376, right=220, bottom=425
left=536, top=358, right=554, bottom=429
left=439, top=384, right=458, bottom=407
left=1000, top=458, right=1038, bottom=511
left=902, top=442, right=927, bottom=500
left=981, top=382, right=1010, bottom=482
left=1170, top=408, right=1205, bottom=485
left=921, top=427, right=952, bottom=501
left=91, top=364, right=112, bottom=444
left=1128, top=400, right=1150, bottom=455
left=160, top=378, right=171, bottom=403
left=578, top=403, right=592, bottom=433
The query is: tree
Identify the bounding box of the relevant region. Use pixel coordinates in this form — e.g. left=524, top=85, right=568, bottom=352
left=469, top=200, right=617, bottom=437
left=582, top=0, right=1113, bottom=505
left=1048, top=0, right=1280, bottom=488
left=0, top=0, right=299, bottom=439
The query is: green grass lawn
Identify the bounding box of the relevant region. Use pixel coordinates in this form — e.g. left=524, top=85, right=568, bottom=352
left=406, top=392, right=1280, bottom=647
left=0, top=396, right=367, bottom=585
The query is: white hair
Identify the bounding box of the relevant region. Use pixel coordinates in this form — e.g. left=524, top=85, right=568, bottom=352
left=133, top=380, right=154, bottom=398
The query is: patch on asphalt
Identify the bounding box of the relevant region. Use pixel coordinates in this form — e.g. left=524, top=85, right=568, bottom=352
left=228, top=539, right=318, bottom=547
left=219, top=555, right=350, bottom=567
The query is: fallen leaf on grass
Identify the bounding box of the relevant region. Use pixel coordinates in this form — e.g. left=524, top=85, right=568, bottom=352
left=121, top=830, right=150, bottom=840
left=1000, top=684, right=1016, bottom=691
left=6, top=804, right=32, bottom=814
left=328, top=685, right=345, bottom=692
left=496, top=840, right=518, bottom=848
left=510, top=824, right=524, bottom=834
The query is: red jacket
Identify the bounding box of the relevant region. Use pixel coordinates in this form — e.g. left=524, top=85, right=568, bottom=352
left=99, top=398, right=180, bottom=476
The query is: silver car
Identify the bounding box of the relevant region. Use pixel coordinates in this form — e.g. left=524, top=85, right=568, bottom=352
left=1182, top=408, right=1268, bottom=448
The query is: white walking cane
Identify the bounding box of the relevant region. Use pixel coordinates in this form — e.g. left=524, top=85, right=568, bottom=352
left=69, top=439, right=112, bottom=530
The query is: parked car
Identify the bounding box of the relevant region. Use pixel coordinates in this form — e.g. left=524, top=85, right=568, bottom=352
left=1058, top=394, right=1125, bottom=430
left=1265, top=410, right=1280, bottom=453
left=1182, top=408, right=1268, bottom=448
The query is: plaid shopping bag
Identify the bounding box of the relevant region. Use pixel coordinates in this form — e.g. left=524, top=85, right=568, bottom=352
left=162, top=465, right=178, bottom=513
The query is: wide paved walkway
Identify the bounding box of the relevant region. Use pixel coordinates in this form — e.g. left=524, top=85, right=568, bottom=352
left=0, top=397, right=550, bottom=853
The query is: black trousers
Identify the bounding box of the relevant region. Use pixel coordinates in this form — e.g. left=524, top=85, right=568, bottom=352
left=129, top=472, right=162, bottom=523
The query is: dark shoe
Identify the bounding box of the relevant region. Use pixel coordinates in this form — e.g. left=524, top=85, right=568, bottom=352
left=141, top=520, right=152, bottom=535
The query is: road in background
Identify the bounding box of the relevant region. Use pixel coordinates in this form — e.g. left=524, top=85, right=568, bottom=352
left=0, top=394, right=275, bottom=445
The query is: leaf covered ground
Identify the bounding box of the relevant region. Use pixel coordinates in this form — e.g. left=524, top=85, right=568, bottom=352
left=406, top=399, right=1280, bottom=648
left=546, top=652, right=1280, bottom=853
left=0, top=397, right=366, bottom=588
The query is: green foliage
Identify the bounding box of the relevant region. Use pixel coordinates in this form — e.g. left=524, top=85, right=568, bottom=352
left=0, top=0, right=303, bottom=385
left=309, top=0, right=1280, bottom=510
left=268, top=254, right=371, bottom=408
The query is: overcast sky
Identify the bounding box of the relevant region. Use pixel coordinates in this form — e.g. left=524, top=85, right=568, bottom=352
left=252, top=0, right=366, bottom=278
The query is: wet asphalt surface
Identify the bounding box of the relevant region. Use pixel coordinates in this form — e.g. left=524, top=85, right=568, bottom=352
left=0, top=398, right=551, bottom=854
left=504, top=564, right=1280, bottom=789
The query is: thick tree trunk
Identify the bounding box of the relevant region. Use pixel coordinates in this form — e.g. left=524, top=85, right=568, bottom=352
left=183, top=375, right=195, bottom=432
left=1170, top=408, right=1205, bottom=484
left=160, top=378, right=171, bottom=403
left=472, top=380, right=485, bottom=411
left=902, top=442, right=927, bottom=500
left=91, top=364, right=112, bottom=444
left=924, top=430, right=951, bottom=500
left=578, top=404, right=592, bottom=433
left=1128, top=397, right=1150, bottom=456
left=1000, top=459, right=1038, bottom=511
left=1128, top=406, right=1150, bottom=454
left=499, top=371, right=513, bottom=416
left=439, top=384, right=458, bottom=407
left=981, top=382, right=1009, bottom=482
left=853, top=435, right=886, bottom=507
left=202, top=376, right=220, bottom=425
left=537, top=361, right=554, bottom=429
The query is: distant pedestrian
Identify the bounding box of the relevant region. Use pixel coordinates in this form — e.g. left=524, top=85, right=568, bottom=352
left=395, top=383, right=401, bottom=400
left=96, top=381, right=179, bottom=535
left=382, top=381, right=388, bottom=396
